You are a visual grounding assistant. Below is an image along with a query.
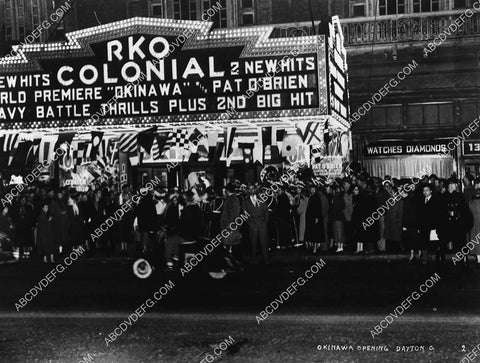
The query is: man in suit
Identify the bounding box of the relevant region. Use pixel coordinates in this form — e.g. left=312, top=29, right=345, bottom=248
left=243, top=184, right=269, bottom=265
left=417, top=184, right=438, bottom=264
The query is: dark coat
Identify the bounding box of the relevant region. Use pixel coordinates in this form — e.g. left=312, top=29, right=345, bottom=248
left=49, top=198, right=69, bottom=247
left=179, top=204, right=205, bottom=241
left=220, top=194, right=241, bottom=245
left=305, top=193, right=324, bottom=243
left=12, top=204, right=35, bottom=247
left=385, top=198, right=403, bottom=242
left=37, top=212, right=55, bottom=255
left=356, top=191, right=378, bottom=243
left=136, top=196, right=157, bottom=232
left=67, top=204, right=85, bottom=247
left=0, top=214, right=14, bottom=250
left=330, top=193, right=346, bottom=221
left=243, top=196, right=269, bottom=230
left=417, top=195, right=439, bottom=248
left=437, top=191, right=472, bottom=242
left=277, top=193, right=292, bottom=246
left=165, top=203, right=180, bottom=235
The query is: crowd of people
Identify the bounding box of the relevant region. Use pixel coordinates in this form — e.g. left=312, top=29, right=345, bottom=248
left=1, top=169, right=480, bottom=268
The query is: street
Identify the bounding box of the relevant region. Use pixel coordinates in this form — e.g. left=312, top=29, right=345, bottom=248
left=0, top=254, right=479, bottom=362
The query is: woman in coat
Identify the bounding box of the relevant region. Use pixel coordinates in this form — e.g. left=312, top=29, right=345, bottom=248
left=402, top=187, right=420, bottom=262
left=296, top=189, right=309, bottom=246
left=37, top=203, right=55, bottom=263
left=305, top=186, right=324, bottom=254
left=49, top=191, right=69, bottom=255
left=468, top=178, right=480, bottom=265
left=220, top=183, right=242, bottom=260
left=0, top=206, right=14, bottom=254
left=384, top=187, right=404, bottom=253
left=67, top=193, right=85, bottom=252
left=330, top=184, right=346, bottom=253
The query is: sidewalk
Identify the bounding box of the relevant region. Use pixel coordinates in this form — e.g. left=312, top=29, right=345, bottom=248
left=1, top=248, right=462, bottom=265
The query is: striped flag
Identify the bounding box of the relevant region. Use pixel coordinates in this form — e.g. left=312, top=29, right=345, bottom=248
left=119, top=133, right=138, bottom=153
left=3, top=133, right=19, bottom=153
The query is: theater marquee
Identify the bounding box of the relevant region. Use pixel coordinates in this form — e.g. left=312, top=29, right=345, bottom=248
left=0, top=18, right=330, bottom=130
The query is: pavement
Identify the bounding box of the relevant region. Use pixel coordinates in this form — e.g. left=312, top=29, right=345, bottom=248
left=0, top=249, right=479, bottom=362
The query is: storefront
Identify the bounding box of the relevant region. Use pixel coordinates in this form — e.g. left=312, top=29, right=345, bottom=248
left=0, top=16, right=350, bottom=189
left=362, top=139, right=455, bottom=178
left=463, top=140, right=480, bottom=176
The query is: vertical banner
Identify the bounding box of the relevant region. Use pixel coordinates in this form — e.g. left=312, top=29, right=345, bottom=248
left=119, top=152, right=130, bottom=187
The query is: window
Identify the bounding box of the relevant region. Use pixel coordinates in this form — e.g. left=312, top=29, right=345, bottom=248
left=241, top=13, right=254, bottom=26
left=352, top=4, right=365, bottom=16
left=173, top=0, right=181, bottom=19
left=241, top=0, right=253, bottom=8
left=128, top=0, right=140, bottom=17
left=453, top=0, right=467, bottom=8
left=204, top=0, right=227, bottom=28
left=6, top=27, right=12, bottom=41
left=413, top=0, right=439, bottom=12
left=379, top=0, right=406, bottom=15
left=189, top=0, right=197, bottom=20
left=151, top=3, right=164, bottom=17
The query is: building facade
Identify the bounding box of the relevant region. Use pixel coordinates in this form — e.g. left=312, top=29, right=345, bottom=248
left=2, top=0, right=480, bottom=179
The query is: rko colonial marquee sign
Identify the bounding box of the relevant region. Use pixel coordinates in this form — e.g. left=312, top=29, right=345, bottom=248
left=0, top=18, right=332, bottom=130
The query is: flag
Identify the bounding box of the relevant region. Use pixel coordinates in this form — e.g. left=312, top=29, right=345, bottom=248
left=296, top=122, right=322, bottom=145
left=119, top=133, right=138, bottom=153
left=3, top=133, right=19, bottom=153
left=274, top=127, right=286, bottom=150
left=9, top=140, right=32, bottom=167
left=206, top=131, right=218, bottom=161
left=253, top=127, right=263, bottom=164
left=6, top=134, right=20, bottom=166
left=164, top=128, right=190, bottom=153
left=38, top=135, right=58, bottom=164
left=137, top=127, right=157, bottom=155
left=224, top=127, right=236, bottom=158
left=54, top=132, right=76, bottom=151
left=262, top=126, right=272, bottom=147
left=26, top=137, right=41, bottom=167
left=84, top=143, right=93, bottom=163
left=90, top=131, right=104, bottom=158
left=128, top=152, right=139, bottom=166
left=152, top=132, right=169, bottom=160
left=72, top=140, right=86, bottom=171
left=188, top=127, right=205, bottom=154
left=239, top=142, right=254, bottom=164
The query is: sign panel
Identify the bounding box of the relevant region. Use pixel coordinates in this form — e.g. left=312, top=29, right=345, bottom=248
left=328, top=16, right=349, bottom=124
left=0, top=18, right=327, bottom=130
left=364, top=140, right=449, bottom=157
left=463, top=140, right=480, bottom=156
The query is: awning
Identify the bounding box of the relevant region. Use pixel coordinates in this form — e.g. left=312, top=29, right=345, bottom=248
left=362, top=155, right=453, bottom=178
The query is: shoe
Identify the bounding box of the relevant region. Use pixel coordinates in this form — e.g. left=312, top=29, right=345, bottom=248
left=408, top=255, right=416, bottom=263
left=335, top=248, right=343, bottom=253
left=294, top=242, right=303, bottom=248
left=365, top=249, right=374, bottom=255
left=354, top=250, right=363, bottom=254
